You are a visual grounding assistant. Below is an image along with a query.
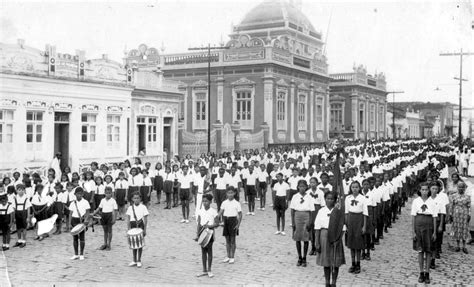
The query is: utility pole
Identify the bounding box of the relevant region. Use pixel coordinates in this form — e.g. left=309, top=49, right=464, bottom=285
left=188, top=44, right=229, bottom=153
left=440, top=49, right=473, bottom=147
left=387, top=91, right=404, bottom=139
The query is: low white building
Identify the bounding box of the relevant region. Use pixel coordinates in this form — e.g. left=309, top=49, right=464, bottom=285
left=0, top=40, right=182, bottom=177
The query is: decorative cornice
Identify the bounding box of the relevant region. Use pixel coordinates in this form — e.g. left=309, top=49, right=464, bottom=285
left=298, top=82, right=309, bottom=91
left=54, top=103, right=73, bottom=110
left=231, top=77, right=255, bottom=86
left=81, top=104, right=99, bottom=111
left=0, top=99, right=18, bottom=108
left=276, top=79, right=289, bottom=87
left=191, top=79, right=208, bottom=88
left=26, top=101, right=47, bottom=108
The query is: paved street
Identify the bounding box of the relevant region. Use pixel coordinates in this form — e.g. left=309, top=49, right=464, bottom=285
left=2, top=183, right=474, bottom=287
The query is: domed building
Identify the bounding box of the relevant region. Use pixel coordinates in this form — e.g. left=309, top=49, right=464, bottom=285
left=158, top=0, right=332, bottom=155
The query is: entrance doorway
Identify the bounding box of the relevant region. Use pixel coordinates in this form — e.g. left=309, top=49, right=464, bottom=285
left=54, top=112, right=70, bottom=171
left=163, top=117, right=172, bottom=160
left=138, top=124, right=146, bottom=155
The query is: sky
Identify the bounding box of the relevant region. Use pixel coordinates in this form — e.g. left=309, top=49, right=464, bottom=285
left=1, top=0, right=473, bottom=106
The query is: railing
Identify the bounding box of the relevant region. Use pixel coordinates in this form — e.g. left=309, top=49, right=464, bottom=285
left=164, top=53, right=220, bottom=66
left=331, top=73, right=355, bottom=82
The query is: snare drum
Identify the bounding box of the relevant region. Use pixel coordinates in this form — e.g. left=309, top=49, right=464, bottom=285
left=70, top=223, right=86, bottom=236
left=197, top=228, right=214, bottom=248
left=127, top=228, right=144, bottom=249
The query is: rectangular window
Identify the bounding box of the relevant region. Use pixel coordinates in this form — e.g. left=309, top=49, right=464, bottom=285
left=26, top=111, right=43, bottom=143
left=194, top=92, right=207, bottom=129
left=148, top=117, right=157, bottom=142
left=235, top=90, right=252, bottom=129
left=0, top=110, right=14, bottom=143
left=359, top=104, right=365, bottom=131
left=330, top=103, right=343, bottom=131
left=298, top=94, right=306, bottom=131
left=81, top=113, right=97, bottom=142
left=107, top=115, right=121, bottom=144
left=315, top=97, right=323, bottom=130
left=276, top=91, right=286, bottom=130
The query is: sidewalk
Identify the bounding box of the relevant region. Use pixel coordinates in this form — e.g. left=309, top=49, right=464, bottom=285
left=0, top=251, right=11, bottom=287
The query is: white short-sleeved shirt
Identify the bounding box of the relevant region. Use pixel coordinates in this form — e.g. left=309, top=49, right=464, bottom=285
left=432, top=195, right=447, bottom=215
left=13, top=194, right=32, bottom=211
left=307, top=188, right=326, bottom=206
left=246, top=171, right=258, bottom=186
left=104, top=182, right=115, bottom=192
left=380, top=185, right=390, bottom=202
left=0, top=203, right=15, bottom=214
left=82, top=180, right=96, bottom=193
left=96, top=184, right=105, bottom=195
left=290, top=192, right=316, bottom=212
left=143, top=176, right=152, bottom=186
left=383, top=182, right=394, bottom=195
left=314, top=206, right=334, bottom=230
left=215, top=174, right=230, bottom=190
left=287, top=175, right=301, bottom=190
left=257, top=170, right=269, bottom=182
left=220, top=199, right=242, bottom=217
left=178, top=173, right=194, bottom=189
left=273, top=181, right=290, bottom=197
left=126, top=204, right=149, bottom=222
left=56, top=191, right=70, bottom=204
left=228, top=173, right=241, bottom=188
left=99, top=198, right=118, bottom=213
left=342, top=180, right=352, bottom=195
left=345, top=194, right=368, bottom=216
left=410, top=197, right=438, bottom=217
left=198, top=207, right=218, bottom=226
left=115, top=179, right=129, bottom=190
left=363, top=189, right=377, bottom=207
left=68, top=199, right=91, bottom=218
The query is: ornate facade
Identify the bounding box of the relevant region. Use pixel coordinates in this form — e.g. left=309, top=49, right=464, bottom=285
left=0, top=40, right=181, bottom=175
left=157, top=0, right=332, bottom=156
left=329, top=65, right=388, bottom=140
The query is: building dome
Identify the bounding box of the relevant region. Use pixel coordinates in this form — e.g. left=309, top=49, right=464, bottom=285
left=236, top=0, right=320, bottom=39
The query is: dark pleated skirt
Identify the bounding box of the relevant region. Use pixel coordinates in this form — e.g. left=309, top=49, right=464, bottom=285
left=163, top=180, right=173, bottom=194
left=153, top=175, right=164, bottom=192
left=293, top=211, right=310, bottom=242
left=317, top=229, right=346, bottom=267
left=346, top=212, right=365, bottom=249
left=414, top=214, right=434, bottom=253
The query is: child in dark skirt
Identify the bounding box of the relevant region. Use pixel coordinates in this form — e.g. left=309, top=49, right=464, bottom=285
left=52, top=182, right=66, bottom=235
left=361, top=179, right=376, bottom=260
left=315, top=191, right=345, bottom=287
left=153, top=163, right=164, bottom=204
left=94, top=187, right=118, bottom=250
left=0, top=194, right=14, bottom=251
left=218, top=187, right=242, bottom=264
left=290, top=180, right=315, bottom=267
left=196, top=193, right=218, bottom=278
left=411, top=182, right=437, bottom=284
left=163, top=166, right=174, bottom=209
left=344, top=181, right=368, bottom=274
left=114, top=172, right=128, bottom=220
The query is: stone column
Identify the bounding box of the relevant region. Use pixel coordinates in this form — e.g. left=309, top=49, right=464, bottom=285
left=375, top=100, right=379, bottom=140
left=177, top=121, right=185, bottom=157
left=213, top=121, right=223, bottom=155
left=326, top=89, right=330, bottom=140
left=262, top=74, right=274, bottom=144
left=309, top=84, right=315, bottom=142
left=351, top=93, right=359, bottom=139
left=384, top=100, right=388, bottom=139
left=365, top=96, right=370, bottom=139
left=216, top=77, right=224, bottom=123
left=261, top=123, right=270, bottom=148
left=231, top=121, right=241, bottom=151
left=290, top=80, right=296, bottom=143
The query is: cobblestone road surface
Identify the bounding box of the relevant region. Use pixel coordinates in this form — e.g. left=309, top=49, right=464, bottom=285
left=3, top=178, right=474, bottom=286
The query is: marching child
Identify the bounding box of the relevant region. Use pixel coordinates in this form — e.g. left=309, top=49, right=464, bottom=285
left=411, top=182, right=437, bottom=284
left=68, top=187, right=91, bottom=261
left=94, top=176, right=105, bottom=211
left=114, top=172, right=128, bottom=220
left=0, top=194, right=14, bottom=250
left=314, top=191, right=345, bottom=287
left=104, top=175, right=115, bottom=198
left=53, top=182, right=66, bottom=235
left=196, top=193, right=218, bottom=278
left=13, top=184, right=31, bottom=248
left=94, top=186, right=118, bottom=250
left=345, top=181, right=368, bottom=274
left=126, top=192, right=149, bottom=268
left=64, top=182, right=77, bottom=231
left=140, top=169, right=152, bottom=208
left=218, top=187, right=242, bottom=264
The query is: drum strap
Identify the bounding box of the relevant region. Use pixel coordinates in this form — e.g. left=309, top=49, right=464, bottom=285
left=131, top=205, right=143, bottom=226
left=74, top=201, right=82, bottom=223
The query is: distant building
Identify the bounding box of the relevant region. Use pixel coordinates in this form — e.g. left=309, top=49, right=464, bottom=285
left=0, top=40, right=181, bottom=176
left=453, top=106, right=474, bottom=140
left=386, top=107, right=424, bottom=139
left=389, top=102, right=455, bottom=137
left=329, top=65, right=387, bottom=140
